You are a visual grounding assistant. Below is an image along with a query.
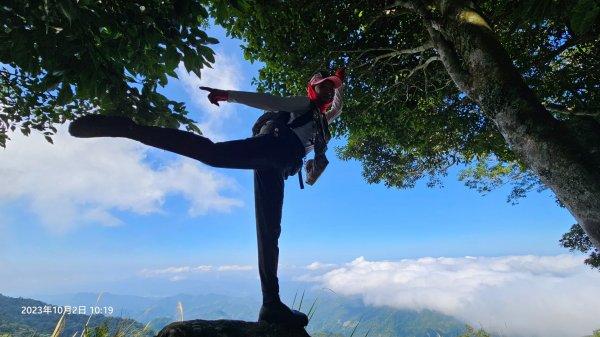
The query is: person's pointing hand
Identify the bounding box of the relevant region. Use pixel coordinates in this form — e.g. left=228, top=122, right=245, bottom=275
left=199, top=86, right=229, bottom=106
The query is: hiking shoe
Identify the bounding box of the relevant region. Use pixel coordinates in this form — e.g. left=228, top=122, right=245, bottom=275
left=258, top=301, right=309, bottom=327
left=69, top=115, right=136, bottom=138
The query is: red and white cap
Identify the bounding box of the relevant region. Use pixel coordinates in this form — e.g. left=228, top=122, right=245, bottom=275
left=309, top=72, right=342, bottom=88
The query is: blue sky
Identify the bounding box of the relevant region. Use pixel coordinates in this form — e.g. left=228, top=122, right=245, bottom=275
left=1, top=24, right=599, bottom=337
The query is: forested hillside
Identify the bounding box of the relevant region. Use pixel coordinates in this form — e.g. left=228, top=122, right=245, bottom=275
left=0, top=294, right=152, bottom=337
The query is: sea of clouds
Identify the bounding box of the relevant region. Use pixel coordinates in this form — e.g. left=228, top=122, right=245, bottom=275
left=297, top=255, right=600, bottom=337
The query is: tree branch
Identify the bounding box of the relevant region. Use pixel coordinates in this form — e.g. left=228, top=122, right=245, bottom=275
left=544, top=103, right=599, bottom=117
left=406, top=0, right=473, bottom=95
left=370, top=41, right=435, bottom=63
left=536, top=27, right=600, bottom=67
left=378, top=56, right=442, bottom=96
left=333, top=42, right=434, bottom=59
left=424, top=25, right=472, bottom=95
left=406, top=55, right=441, bottom=79
left=343, top=42, right=437, bottom=75
left=387, top=1, right=417, bottom=10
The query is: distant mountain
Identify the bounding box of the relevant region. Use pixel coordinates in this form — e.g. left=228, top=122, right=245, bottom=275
left=298, top=293, right=465, bottom=337
left=35, top=292, right=467, bottom=337
left=36, top=292, right=260, bottom=324
left=0, top=294, right=153, bottom=337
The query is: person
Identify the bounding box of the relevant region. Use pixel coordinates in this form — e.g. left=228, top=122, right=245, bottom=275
left=68, top=67, right=345, bottom=327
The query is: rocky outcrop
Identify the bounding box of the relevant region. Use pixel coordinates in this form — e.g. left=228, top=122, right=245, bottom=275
left=155, top=319, right=311, bottom=337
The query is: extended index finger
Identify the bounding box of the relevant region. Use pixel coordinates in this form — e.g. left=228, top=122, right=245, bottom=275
left=199, top=86, right=213, bottom=92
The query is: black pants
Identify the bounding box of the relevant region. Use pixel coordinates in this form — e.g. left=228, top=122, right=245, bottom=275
left=125, top=123, right=305, bottom=304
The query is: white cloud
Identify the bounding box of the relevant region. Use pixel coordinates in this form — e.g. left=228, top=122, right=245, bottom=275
left=169, top=275, right=188, bottom=282
left=193, top=265, right=214, bottom=272
left=176, top=51, right=243, bottom=141
left=342, top=320, right=359, bottom=329
left=305, top=261, right=338, bottom=270
left=140, top=264, right=253, bottom=279
left=140, top=265, right=213, bottom=277
left=217, top=265, right=254, bottom=272
left=305, top=255, right=600, bottom=337
left=0, top=126, right=243, bottom=233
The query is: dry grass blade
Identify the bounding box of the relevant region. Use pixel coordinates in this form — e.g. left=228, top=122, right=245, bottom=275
left=177, top=302, right=184, bottom=322
left=291, top=290, right=298, bottom=309
left=113, top=320, right=125, bottom=337
left=349, top=315, right=364, bottom=337
left=50, top=311, right=67, bottom=337
left=142, top=322, right=152, bottom=334
left=79, top=293, right=104, bottom=337
left=298, top=290, right=305, bottom=312
left=306, top=295, right=320, bottom=323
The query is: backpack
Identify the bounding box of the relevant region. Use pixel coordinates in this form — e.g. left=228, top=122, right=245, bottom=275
left=251, top=104, right=315, bottom=137
left=251, top=106, right=316, bottom=189
left=251, top=111, right=291, bottom=136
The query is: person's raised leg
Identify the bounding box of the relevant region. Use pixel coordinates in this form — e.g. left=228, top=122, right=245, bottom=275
left=69, top=115, right=137, bottom=138
left=254, top=168, right=308, bottom=327
left=69, top=115, right=281, bottom=170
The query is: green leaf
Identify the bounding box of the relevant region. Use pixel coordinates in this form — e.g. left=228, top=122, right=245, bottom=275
left=56, top=84, right=74, bottom=105
left=57, top=2, right=73, bottom=24
left=230, top=0, right=250, bottom=12
left=197, top=5, right=209, bottom=19
left=199, top=45, right=215, bottom=63
left=166, top=68, right=178, bottom=78
left=158, top=73, right=168, bottom=86
left=571, top=0, right=600, bottom=34
left=40, top=75, right=62, bottom=92
left=205, top=37, right=219, bottom=44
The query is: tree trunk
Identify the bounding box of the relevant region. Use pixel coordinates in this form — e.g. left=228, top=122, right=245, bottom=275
left=155, top=319, right=311, bottom=337
left=414, top=0, right=600, bottom=249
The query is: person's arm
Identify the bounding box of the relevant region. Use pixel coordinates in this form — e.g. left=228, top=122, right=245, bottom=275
left=325, top=67, right=345, bottom=122
left=306, top=68, right=345, bottom=185
left=305, top=153, right=329, bottom=186
left=227, top=91, right=310, bottom=113
left=325, top=85, right=343, bottom=122
left=199, top=87, right=310, bottom=113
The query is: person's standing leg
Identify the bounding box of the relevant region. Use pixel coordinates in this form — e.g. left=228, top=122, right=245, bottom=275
left=254, top=168, right=308, bottom=327
left=254, top=168, right=284, bottom=304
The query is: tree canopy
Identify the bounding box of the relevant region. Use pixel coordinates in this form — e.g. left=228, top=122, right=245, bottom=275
left=217, top=0, right=599, bottom=194
left=0, top=0, right=246, bottom=146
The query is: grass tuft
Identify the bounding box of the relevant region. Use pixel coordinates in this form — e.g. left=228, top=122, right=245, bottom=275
left=177, top=302, right=184, bottom=322
left=50, top=311, right=66, bottom=337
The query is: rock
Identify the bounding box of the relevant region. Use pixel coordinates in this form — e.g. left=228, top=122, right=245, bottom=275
left=155, top=319, right=311, bottom=337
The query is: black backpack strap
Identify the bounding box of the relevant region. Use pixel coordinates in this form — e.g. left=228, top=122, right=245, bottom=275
left=287, top=110, right=312, bottom=128
left=287, top=101, right=318, bottom=129
left=289, top=103, right=319, bottom=190
left=252, top=111, right=291, bottom=136
left=298, top=168, right=304, bottom=189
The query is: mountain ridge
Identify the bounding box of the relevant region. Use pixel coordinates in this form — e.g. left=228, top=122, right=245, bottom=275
left=0, top=293, right=152, bottom=337
left=32, top=292, right=467, bottom=337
